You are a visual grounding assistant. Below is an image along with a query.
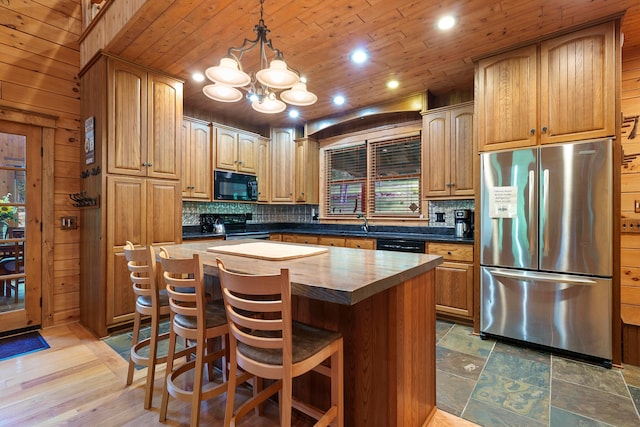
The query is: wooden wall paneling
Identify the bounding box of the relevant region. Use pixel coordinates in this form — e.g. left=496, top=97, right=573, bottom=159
left=623, top=323, right=640, bottom=365
left=2, top=1, right=108, bottom=330
left=621, top=45, right=640, bottom=365
left=79, top=55, right=107, bottom=336
left=79, top=0, right=147, bottom=67
left=0, top=3, right=81, bottom=47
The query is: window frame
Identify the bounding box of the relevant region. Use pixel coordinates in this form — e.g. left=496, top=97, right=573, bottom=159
left=322, top=129, right=422, bottom=219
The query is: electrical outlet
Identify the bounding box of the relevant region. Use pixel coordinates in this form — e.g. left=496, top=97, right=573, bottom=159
left=635, top=199, right=640, bottom=213
left=60, top=216, right=77, bottom=230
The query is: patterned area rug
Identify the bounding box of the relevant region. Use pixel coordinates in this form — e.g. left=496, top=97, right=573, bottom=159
left=0, top=331, right=49, bottom=361
left=103, top=320, right=178, bottom=369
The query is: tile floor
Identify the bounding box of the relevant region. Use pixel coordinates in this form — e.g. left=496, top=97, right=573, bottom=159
left=436, top=320, right=640, bottom=427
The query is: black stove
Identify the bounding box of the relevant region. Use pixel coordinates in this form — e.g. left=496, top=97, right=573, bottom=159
left=199, top=213, right=248, bottom=234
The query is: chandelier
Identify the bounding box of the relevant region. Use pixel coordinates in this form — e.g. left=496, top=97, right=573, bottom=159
left=202, top=0, right=317, bottom=114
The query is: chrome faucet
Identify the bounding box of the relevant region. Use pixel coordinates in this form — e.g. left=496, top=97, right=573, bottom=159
left=357, top=213, right=369, bottom=233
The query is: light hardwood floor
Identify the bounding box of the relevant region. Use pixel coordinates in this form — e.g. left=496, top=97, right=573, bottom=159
left=0, top=323, right=477, bottom=426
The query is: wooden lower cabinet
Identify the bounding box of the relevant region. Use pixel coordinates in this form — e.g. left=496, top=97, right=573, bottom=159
left=106, top=176, right=181, bottom=326
left=427, top=242, right=474, bottom=321
left=283, top=234, right=376, bottom=249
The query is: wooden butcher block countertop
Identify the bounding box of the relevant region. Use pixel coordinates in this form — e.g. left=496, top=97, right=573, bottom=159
left=164, top=239, right=443, bottom=305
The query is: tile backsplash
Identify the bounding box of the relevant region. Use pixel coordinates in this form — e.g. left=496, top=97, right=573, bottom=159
left=182, top=202, right=318, bottom=225
left=183, top=199, right=474, bottom=229
left=427, top=199, right=475, bottom=228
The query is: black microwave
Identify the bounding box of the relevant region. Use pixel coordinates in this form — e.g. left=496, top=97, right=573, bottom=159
left=214, top=170, right=258, bottom=201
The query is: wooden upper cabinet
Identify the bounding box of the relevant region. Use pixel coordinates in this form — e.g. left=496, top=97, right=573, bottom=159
left=215, top=126, right=258, bottom=174
left=477, top=21, right=617, bottom=151
left=295, top=138, right=319, bottom=204
left=147, top=74, right=183, bottom=179
left=476, top=45, right=538, bottom=151
left=182, top=118, right=212, bottom=200
left=539, top=22, right=616, bottom=145
left=107, top=57, right=182, bottom=178
left=423, top=102, right=474, bottom=198
left=256, top=137, right=270, bottom=202
left=270, top=128, right=295, bottom=203
left=107, top=59, right=147, bottom=176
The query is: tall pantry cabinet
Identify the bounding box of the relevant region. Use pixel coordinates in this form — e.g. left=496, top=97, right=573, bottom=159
left=79, top=54, right=183, bottom=337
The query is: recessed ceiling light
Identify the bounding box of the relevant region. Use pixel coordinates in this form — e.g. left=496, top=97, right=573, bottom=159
left=333, top=95, right=345, bottom=106
left=288, top=109, right=299, bottom=118
left=192, top=72, right=205, bottom=82
left=386, top=80, right=399, bottom=89
left=437, top=15, right=456, bottom=31
left=350, top=49, right=368, bottom=64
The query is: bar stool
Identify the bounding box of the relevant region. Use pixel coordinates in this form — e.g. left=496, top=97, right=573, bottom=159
left=216, top=258, right=344, bottom=427
left=123, top=241, right=170, bottom=409
left=158, top=249, right=252, bottom=427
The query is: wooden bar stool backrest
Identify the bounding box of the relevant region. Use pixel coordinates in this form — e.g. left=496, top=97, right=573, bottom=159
left=159, top=251, right=207, bottom=339
left=124, top=241, right=161, bottom=313
left=216, top=258, right=344, bottom=426
left=123, top=241, right=170, bottom=410
left=158, top=250, right=246, bottom=427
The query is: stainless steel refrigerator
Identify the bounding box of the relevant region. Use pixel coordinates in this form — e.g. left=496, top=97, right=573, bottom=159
left=480, top=138, right=613, bottom=362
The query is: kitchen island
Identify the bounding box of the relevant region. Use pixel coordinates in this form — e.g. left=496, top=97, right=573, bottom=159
left=166, top=239, right=443, bottom=426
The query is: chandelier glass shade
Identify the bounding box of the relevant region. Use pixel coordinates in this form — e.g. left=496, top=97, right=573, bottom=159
left=202, top=0, right=316, bottom=114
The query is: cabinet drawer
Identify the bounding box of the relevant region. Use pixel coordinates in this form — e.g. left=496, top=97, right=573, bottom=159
left=294, top=235, right=318, bottom=245
left=428, top=243, right=473, bottom=262
left=318, top=236, right=345, bottom=247
left=346, top=238, right=375, bottom=250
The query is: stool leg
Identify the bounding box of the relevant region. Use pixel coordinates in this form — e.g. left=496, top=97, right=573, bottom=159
left=127, top=309, right=142, bottom=385
left=190, top=336, right=206, bottom=427
left=159, top=320, right=177, bottom=422
left=144, top=313, right=160, bottom=409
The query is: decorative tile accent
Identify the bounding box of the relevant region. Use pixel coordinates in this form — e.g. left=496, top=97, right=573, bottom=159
left=471, top=371, right=550, bottom=422
left=182, top=201, right=318, bottom=225
left=428, top=199, right=474, bottom=228
left=483, top=350, right=551, bottom=388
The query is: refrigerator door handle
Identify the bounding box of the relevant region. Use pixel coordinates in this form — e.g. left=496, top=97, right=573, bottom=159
left=528, top=170, right=535, bottom=257
left=490, top=269, right=597, bottom=285
left=541, top=169, right=550, bottom=256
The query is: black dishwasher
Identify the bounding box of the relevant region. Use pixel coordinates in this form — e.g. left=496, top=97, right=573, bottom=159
left=375, top=238, right=425, bottom=253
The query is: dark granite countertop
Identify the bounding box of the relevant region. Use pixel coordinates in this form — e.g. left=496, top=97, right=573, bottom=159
left=182, top=223, right=474, bottom=244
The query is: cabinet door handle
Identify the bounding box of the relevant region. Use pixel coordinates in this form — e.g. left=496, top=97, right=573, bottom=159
left=541, top=126, right=548, bottom=134
left=147, top=162, right=152, bottom=167
left=447, top=251, right=452, bottom=255
left=530, top=128, right=535, bottom=136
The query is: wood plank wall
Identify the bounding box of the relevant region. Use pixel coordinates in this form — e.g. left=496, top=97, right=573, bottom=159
left=0, top=1, right=82, bottom=327
left=621, top=46, right=640, bottom=365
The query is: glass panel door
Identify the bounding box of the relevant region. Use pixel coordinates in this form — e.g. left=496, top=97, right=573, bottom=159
left=0, top=120, right=42, bottom=332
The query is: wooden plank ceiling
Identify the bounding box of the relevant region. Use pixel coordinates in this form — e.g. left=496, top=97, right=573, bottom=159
left=102, top=0, right=640, bottom=130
